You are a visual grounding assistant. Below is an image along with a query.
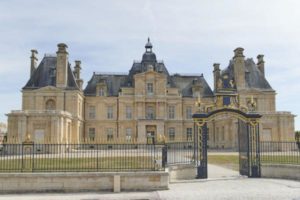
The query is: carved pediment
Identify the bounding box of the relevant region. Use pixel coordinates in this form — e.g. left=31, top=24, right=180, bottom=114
left=36, top=86, right=62, bottom=92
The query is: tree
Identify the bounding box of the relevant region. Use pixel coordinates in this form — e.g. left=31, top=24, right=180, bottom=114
left=295, top=131, right=300, bottom=150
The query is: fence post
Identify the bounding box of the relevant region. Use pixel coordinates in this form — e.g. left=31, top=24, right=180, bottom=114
left=162, top=145, right=168, bottom=168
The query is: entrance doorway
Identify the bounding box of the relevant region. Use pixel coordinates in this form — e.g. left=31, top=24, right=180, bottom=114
left=146, top=125, right=156, bottom=144
left=193, top=108, right=261, bottom=179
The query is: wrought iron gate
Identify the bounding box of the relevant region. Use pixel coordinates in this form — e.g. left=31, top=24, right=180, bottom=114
left=193, top=108, right=261, bottom=179
left=194, top=121, right=208, bottom=178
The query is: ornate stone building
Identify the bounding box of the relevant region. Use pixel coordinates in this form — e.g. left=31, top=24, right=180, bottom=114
left=6, top=39, right=295, bottom=148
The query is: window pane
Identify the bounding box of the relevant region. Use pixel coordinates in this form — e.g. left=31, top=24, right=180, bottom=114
left=168, top=128, right=175, bottom=141
left=146, top=106, right=155, bottom=119
left=107, top=106, right=113, bottom=119
left=99, top=88, right=105, bottom=96
left=147, top=83, right=153, bottom=94
left=187, top=128, right=193, bottom=141
left=88, top=128, right=95, bottom=141
left=89, top=106, right=96, bottom=119
left=126, top=106, right=132, bottom=119
left=168, top=106, right=175, bottom=119
left=186, top=106, right=192, bottom=119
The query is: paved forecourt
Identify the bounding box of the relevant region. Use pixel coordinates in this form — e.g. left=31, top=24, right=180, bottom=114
left=0, top=178, right=299, bottom=200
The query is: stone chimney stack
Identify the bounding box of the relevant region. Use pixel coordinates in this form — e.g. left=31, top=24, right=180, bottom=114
left=74, top=60, right=83, bottom=90
left=257, top=54, right=265, bottom=76
left=30, top=49, right=38, bottom=77
left=56, top=43, right=68, bottom=88
left=233, top=47, right=246, bottom=90
left=213, top=63, right=221, bottom=91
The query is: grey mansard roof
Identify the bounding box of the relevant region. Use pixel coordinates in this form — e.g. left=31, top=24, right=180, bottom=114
left=23, top=56, right=79, bottom=90
left=170, top=74, right=214, bottom=97
left=84, top=73, right=128, bottom=96
left=221, top=58, right=273, bottom=91
left=84, top=71, right=214, bottom=97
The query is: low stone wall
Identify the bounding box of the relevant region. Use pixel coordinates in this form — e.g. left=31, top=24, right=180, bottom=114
left=168, top=164, right=197, bottom=181
left=0, top=171, right=169, bottom=193
left=261, top=164, right=300, bottom=180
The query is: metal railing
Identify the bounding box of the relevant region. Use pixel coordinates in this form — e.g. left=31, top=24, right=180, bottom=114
left=165, top=141, right=195, bottom=165
left=0, top=141, right=197, bottom=173
left=0, top=143, right=166, bottom=172
left=260, top=141, right=300, bottom=165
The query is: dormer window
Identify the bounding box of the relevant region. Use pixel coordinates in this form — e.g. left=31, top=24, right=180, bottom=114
left=99, top=88, right=105, bottom=96
left=96, top=82, right=107, bottom=97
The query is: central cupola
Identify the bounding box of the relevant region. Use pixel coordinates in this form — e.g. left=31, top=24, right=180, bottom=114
left=142, top=37, right=157, bottom=63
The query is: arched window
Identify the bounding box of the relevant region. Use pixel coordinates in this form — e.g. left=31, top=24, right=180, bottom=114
left=45, top=99, right=56, bottom=110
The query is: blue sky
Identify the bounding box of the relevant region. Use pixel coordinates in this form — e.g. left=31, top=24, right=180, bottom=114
left=0, top=0, right=299, bottom=130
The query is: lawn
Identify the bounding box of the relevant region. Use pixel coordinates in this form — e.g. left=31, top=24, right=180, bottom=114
left=0, top=156, right=158, bottom=172
left=207, top=154, right=299, bottom=171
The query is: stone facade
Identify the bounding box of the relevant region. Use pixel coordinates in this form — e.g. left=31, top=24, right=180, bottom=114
left=6, top=39, right=295, bottom=149
left=0, top=123, right=7, bottom=145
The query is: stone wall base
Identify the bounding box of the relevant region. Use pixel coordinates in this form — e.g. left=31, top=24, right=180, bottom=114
left=261, top=164, right=300, bottom=180
left=168, top=164, right=197, bottom=182
left=0, top=172, right=169, bottom=193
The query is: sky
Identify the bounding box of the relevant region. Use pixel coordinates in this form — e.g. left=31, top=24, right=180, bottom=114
left=0, top=0, right=299, bottom=130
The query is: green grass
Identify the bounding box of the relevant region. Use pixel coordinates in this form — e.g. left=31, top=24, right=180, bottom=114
left=207, top=154, right=300, bottom=171
left=0, top=156, right=157, bottom=172
left=208, top=155, right=239, bottom=171
left=260, top=155, right=300, bottom=165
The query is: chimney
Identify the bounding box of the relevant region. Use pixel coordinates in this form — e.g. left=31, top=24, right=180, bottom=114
left=213, top=63, right=221, bottom=91
left=233, top=47, right=246, bottom=90
left=30, top=49, right=38, bottom=77
left=257, top=54, right=265, bottom=76
left=56, top=43, right=68, bottom=88
left=74, top=60, right=83, bottom=90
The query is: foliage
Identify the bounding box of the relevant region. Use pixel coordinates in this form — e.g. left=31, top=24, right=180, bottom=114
left=295, top=131, right=300, bottom=141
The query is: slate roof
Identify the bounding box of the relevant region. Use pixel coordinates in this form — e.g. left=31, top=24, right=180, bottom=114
left=84, top=50, right=214, bottom=97
left=84, top=73, right=128, bottom=96
left=170, top=75, right=214, bottom=97
left=23, top=56, right=79, bottom=90
left=221, top=58, right=273, bottom=91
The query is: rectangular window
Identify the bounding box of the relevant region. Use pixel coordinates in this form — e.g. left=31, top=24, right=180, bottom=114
left=147, top=83, right=153, bottom=94
left=126, top=128, right=132, bottom=142
left=146, top=106, right=155, bottom=119
left=186, top=106, right=192, bottom=119
left=107, top=106, right=113, bottom=119
left=168, top=105, right=175, bottom=119
left=186, top=128, right=193, bottom=141
left=106, top=128, right=113, bottom=141
left=126, top=106, right=132, bottom=119
left=88, top=128, right=95, bottom=141
left=168, top=128, right=175, bottom=141
left=99, top=88, right=105, bottom=96
left=88, top=106, right=96, bottom=119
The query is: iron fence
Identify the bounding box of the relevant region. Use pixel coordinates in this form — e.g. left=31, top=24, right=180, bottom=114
left=0, top=141, right=197, bottom=173
left=0, top=143, right=166, bottom=172
left=165, top=141, right=195, bottom=165
left=260, top=141, right=300, bottom=165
